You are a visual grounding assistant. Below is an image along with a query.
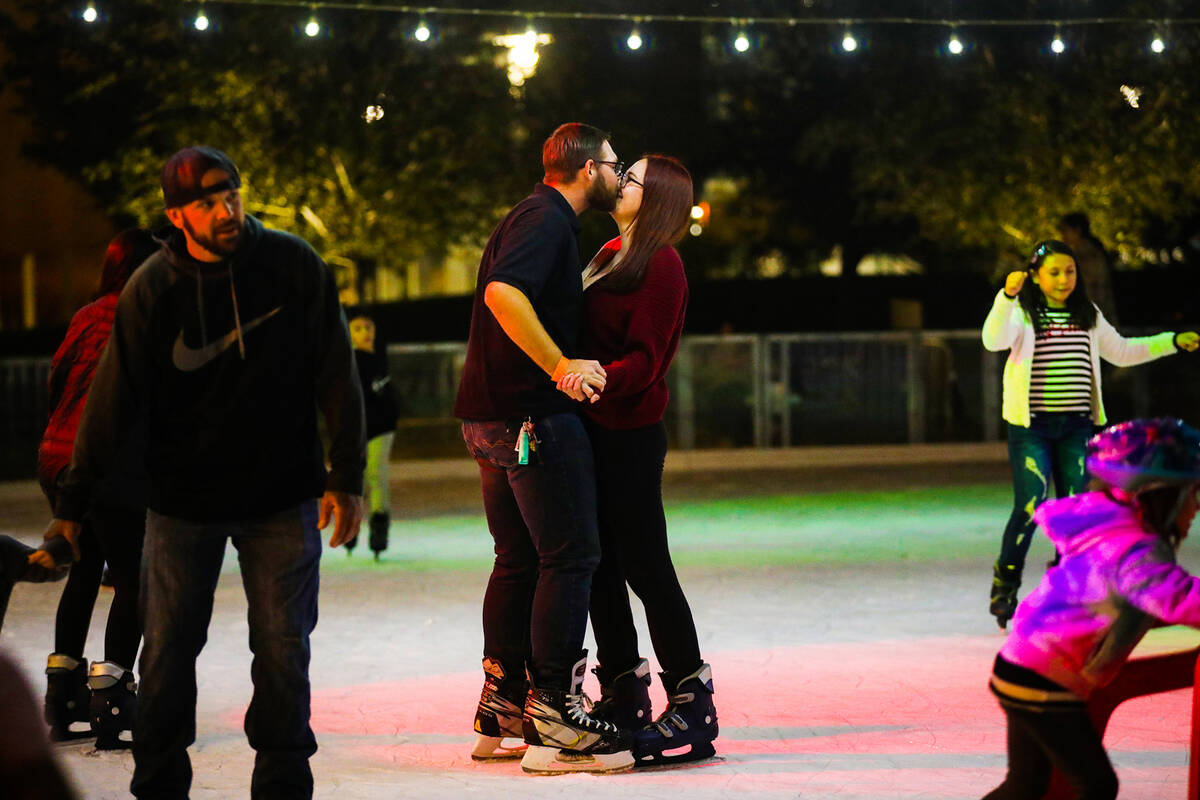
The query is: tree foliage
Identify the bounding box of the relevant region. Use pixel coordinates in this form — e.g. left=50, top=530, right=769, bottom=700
left=4, top=0, right=1200, bottom=285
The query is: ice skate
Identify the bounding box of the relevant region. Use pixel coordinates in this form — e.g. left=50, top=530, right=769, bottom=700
left=471, top=657, right=527, bottom=761
left=990, top=562, right=1021, bottom=630
left=520, top=651, right=633, bottom=775
left=368, top=512, right=389, bottom=561
left=633, top=663, right=718, bottom=767
left=590, top=657, right=652, bottom=730
left=44, top=654, right=92, bottom=741
left=87, top=661, right=137, bottom=750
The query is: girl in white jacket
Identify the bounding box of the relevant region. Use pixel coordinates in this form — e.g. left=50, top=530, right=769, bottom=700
left=981, top=239, right=1198, bottom=628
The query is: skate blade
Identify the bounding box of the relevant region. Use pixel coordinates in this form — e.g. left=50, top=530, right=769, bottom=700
left=49, top=722, right=96, bottom=743
left=471, top=735, right=527, bottom=761
left=635, top=741, right=718, bottom=769
left=520, top=745, right=633, bottom=776
left=93, top=732, right=133, bottom=751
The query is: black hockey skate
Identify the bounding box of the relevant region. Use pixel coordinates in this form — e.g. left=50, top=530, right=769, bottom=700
left=368, top=512, right=389, bottom=561
left=45, top=654, right=92, bottom=741
left=633, top=663, right=718, bottom=767
left=990, top=562, right=1021, bottom=630
left=520, top=651, right=633, bottom=775
left=88, top=661, right=137, bottom=750
left=471, top=657, right=528, bottom=761
left=590, top=658, right=652, bottom=731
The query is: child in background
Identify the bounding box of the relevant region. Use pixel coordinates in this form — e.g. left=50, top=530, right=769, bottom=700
left=983, top=418, right=1200, bottom=800
left=345, top=312, right=399, bottom=560
left=981, top=239, right=1198, bottom=628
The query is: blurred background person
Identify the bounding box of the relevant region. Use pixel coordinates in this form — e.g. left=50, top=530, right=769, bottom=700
left=36, top=228, right=156, bottom=748
left=345, top=311, right=399, bottom=560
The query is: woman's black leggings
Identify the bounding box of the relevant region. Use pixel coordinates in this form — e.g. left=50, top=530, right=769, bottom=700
left=51, top=502, right=145, bottom=670
left=585, top=420, right=702, bottom=685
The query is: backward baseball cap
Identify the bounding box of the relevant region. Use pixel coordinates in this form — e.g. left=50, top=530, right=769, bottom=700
left=161, top=146, right=241, bottom=208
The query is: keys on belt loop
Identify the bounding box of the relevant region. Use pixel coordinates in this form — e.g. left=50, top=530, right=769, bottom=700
left=515, top=417, right=538, bottom=465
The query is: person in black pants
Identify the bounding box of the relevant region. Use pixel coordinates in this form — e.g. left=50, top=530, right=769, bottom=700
left=557, top=155, right=717, bottom=766
left=37, top=229, right=157, bottom=748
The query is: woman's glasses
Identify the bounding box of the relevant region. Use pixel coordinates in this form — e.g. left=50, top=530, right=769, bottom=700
left=619, top=172, right=644, bottom=190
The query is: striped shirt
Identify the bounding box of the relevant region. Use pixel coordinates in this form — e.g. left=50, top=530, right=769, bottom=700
left=1029, top=308, right=1093, bottom=414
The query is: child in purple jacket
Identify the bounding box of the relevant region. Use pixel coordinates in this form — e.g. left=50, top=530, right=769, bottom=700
left=985, top=417, right=1200, bottom=800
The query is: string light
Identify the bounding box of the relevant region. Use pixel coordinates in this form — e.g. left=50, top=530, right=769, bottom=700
left=841, top=30, right=858, bottom=52
left=626, top=28, right=643, bottom=50
left=194, top=9, right=210, bottom=31
left=1050, top=29, right=1065, bottom=54
left=364, top=104, right=385, bottom=122
left=1151, top=34, right=1166, bottom=53
left=946, top=30, right=964, bottom=55
left=733, top=30, right=751, bottom=53
left=82, top=3, right=98, bottom=23
left=414, top=20, right=431, bottom=41
left=304, top=15, right=320, bottom=37
left=494, top=27, right=551, bottom=86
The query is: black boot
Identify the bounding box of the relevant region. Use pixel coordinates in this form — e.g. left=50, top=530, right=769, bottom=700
left=520, top=650, right=634, bottom=775
left=633, top=663, right=718, bottom=767
left=590, top=658, right=652, bottom=731
left=88, top=661, right=137, bottom=750
left=45, top=654, right=92, bottom=741
left=990, top=562, right=1021, bottom=630
left=368, top=512, right=389, bottom=561
left=471, top=657, right=528, bottom=761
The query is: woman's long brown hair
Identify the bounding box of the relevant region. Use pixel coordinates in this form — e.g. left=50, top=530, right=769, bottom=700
left=599, top=155, right=693, bottom=293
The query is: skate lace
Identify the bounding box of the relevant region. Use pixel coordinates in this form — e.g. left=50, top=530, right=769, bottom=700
left=566, top=692, right=617, bottom=733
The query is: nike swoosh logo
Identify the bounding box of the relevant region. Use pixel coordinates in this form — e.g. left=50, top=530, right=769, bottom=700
left=172, top=307, right=282, bottom=372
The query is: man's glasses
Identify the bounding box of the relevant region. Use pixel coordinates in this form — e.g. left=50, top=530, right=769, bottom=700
left=619, top=172, right=643, bottom=190
left=592, top=159, right=625, bottom=175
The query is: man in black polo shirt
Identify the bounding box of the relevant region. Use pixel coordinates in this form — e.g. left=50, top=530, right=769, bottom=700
left=455, top=123, right=632, bottom=775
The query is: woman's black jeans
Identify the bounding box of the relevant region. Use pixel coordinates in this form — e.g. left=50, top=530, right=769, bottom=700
left=585, top=419, right=702, bottom=686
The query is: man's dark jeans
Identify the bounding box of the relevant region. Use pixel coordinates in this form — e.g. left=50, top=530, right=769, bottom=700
left=462, top=413, right=601, bottom=691
left=131, top=501, right=321, bottom=800
left=999, top=413, right=1092, bottom=574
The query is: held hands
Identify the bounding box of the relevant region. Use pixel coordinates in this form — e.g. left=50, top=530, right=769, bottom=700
left=319, top=490, right=365, bottom=548
left=552, top=358, right=605, bottom=403
left=1004, top=271, right=1027, bottom=298
left=40, top=518, right=82, bottom=563
left=1175, top=331, right=1200, bottom=352
left=557, top=372, right=602, bottom=403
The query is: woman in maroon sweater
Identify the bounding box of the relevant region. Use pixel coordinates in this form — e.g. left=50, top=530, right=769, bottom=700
left=558, top=155, right=717, bottom=766
left=38, top=229, right=156, bottom=748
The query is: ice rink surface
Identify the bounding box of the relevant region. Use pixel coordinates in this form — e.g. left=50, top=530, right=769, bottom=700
left=2, top=445, right=1196, bottom=799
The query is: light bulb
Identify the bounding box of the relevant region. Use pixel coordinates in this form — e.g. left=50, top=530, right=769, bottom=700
left=947, top=34, right=964, bottom=55
left=1051, top=35, right=1065, bottom=54
left=82, top=3, right=98, bottom=22
left=194, top=12, right=210, bottom=31
left=627, top=30, right=643, bottom=50
left=1151, top=36, right=1166, bottom=54
left=305, top=18, right=320, bottom=37
left=734, top=33, right=750, bottom=53
left=415, top=22, right=430, bottom=42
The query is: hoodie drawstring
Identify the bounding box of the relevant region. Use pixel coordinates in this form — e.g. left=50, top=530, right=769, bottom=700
left=196, top=271, right=208, bottom=347
left=228, top=269, right=246, bottom=359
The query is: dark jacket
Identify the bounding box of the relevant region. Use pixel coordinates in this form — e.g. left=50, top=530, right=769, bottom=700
left=355, top=348, right=399, bottom=440
left=55, top=216, right=365, bottom=523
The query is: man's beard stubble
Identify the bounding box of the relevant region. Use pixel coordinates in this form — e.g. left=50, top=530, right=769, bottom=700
left=183, top=216, right=242, bottom=258
left=585, top=173, right=618, bottom=213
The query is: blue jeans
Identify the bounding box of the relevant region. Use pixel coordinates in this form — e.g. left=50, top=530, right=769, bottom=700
left=131, top=501, right=321, bottom=800
left=999, top=413, right=1093, bottom=575
left=462, top=413, right=601, bottom=691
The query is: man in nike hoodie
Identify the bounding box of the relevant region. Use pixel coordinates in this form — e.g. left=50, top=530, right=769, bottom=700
left=985, top=418, right=1200, bottom=800
left=41, top=146, right=366, bottom=799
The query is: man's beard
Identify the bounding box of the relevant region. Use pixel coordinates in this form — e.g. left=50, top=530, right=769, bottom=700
left=183, top=217, right=241, bottom=258
left=585, top=173, right=618, bottom=213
